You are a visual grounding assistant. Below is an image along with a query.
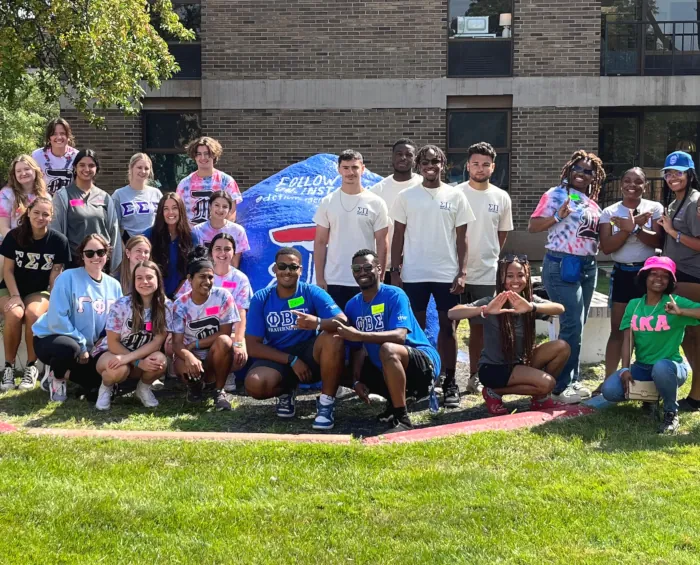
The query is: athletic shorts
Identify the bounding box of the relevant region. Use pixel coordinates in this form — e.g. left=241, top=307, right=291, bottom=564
left=479, top=363, right=522, bottom=389
left=326, top=285, right=360, bottom=312
left=609, top=263, right=645, bottom=305
left=676, top=270, right=700, bottom=285
left=360, top=346, right=436, bottom=399
left=403, top=282, right=459, bottom=312
left=460, top=284, right=496, bottom=305
left=247, top=337, right=321, bottom=389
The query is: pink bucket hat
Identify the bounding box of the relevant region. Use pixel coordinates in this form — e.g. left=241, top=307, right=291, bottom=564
left=639, top=256, right=676, bottom=281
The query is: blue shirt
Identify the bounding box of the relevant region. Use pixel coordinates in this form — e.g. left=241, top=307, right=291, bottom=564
left=344, top=284, right=441, bottom=374
left=247, top=282, right=342, bottom=350
left=144, top=227, right=199, bottom=298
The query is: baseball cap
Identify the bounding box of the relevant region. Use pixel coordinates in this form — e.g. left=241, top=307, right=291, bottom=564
left=639, top=256, right=676, bottom=281
left=663, top=151, right=695, bottom=172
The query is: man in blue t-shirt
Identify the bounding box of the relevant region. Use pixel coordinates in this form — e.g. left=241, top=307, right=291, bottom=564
left=245, top=247, right=347, bottom=430
left=337, top=249, right=441, bottom=431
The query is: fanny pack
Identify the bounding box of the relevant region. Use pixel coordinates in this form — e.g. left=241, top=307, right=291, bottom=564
left=547, top=254, right=583, bottom=283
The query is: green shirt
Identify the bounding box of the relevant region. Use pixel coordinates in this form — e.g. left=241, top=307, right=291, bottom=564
left=620, top=294, right=700, bottom=364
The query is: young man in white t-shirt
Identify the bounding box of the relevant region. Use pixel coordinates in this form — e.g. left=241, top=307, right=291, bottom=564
left=370, top=138, right=423, bottom=283
left=314, top=150, right=389, bottom=310
left=390, top=145, right=475, bottom=408
left=455, top=142, right=513, bottom=394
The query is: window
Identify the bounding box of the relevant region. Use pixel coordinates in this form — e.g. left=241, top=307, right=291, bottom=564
left=448, top=0, right=513, bottom=77
left=143, top=111, right=201, bottom=191
left=446, top=110, right=511, bottom=188
left=153, top=1, right=201, bottom=79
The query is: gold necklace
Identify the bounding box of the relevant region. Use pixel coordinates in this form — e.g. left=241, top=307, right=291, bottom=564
left=339, top=189, right=362, bottom=213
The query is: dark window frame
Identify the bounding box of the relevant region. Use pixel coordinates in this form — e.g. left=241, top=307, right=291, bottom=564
left=161, top=0, right=201, bottom=80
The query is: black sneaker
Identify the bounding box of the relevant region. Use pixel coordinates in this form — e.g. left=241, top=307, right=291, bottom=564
left=658, top=411, right=679, bottom=435
left=678, top=397, right=700, bottom=412
left=376, top=405, right=394, bottom=423
left=214, top=389, right=232, bottom=411
left=187, top=380, right=204, bottom=403
left=388, top=417, right=415, bottom=432
left=443, top=381, right=460, bottom=408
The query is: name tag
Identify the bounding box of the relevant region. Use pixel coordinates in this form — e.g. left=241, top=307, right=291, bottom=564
left=223, top=281, right=237, bottom=289
left=69, top=199, right=84, bottom=207
left=371, top=303, right=385, bottom=315
left=205, top=306, right=220, bottom=316
left=288, top=297, right=305, bottom=308
left=145, top=322, right=152, bottom=331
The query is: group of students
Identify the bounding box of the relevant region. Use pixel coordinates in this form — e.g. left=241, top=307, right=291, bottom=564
left=1, top=117, right=700, bottom=435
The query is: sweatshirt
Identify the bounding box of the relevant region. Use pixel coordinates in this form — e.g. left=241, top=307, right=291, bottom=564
left=32, top=268, right=123, bottom=353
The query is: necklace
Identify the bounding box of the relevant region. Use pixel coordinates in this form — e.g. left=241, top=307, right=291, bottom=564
left=633, top=295, right=664, bottom=320
left=422, top=185, right=440, bottom=200
left=43, top=147, right=74, bottom=171
left=339, top=189, right=362, bottom=213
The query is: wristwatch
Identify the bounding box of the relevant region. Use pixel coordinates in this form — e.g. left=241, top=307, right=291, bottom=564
left=632, top=225, right=641, bottom=235
left=388, top=267, right=401, bottom=273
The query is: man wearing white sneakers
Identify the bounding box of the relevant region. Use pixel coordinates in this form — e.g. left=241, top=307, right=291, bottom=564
left=456, top=142, right=513, bottom=394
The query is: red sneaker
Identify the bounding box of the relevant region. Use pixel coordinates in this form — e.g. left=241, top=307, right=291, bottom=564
left=530, top=396, right=566, bottom=411
left=482, top=387, right=507, bottom=416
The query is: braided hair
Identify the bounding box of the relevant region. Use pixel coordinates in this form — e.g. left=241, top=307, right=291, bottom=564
left=414, top=145, right=447, bottom=172
left=560, top=150, right=606, bottom=201
left=496, top=258, right=535, bottom=366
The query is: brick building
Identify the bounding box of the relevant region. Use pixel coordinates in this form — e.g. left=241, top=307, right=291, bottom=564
left=65, top=0, right=700, bottom=257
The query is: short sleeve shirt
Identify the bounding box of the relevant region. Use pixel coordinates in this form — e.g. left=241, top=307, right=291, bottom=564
left=176, top=169, right=243, bottom=225
left=599, top=199, right=664, bottom=264
left=31, top=146, right=78, bottom=196
left=246, top=282, right=342, bottom=350
left=191, top=220, right=250, bottom=253
left=112, top=185, right=163, bottom=237
left=531, top=186, right=601, bottom=257
left=177, top=267, right=253, bottom=311
left=664, top=190, right=700, bottom=278
left=0, top=187, right=37, bottom=230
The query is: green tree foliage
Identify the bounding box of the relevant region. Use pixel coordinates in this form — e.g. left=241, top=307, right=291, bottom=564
left=0, top=0, right=194, bottom=123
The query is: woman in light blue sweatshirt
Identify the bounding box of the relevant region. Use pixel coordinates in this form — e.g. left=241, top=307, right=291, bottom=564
left=33, top=234, right=122, bottom=402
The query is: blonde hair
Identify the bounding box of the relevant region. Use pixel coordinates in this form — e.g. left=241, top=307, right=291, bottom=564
left=120, top=235, right=152, bottom=294
left=7, top=155, right=48, bottom=215
left=127, top=153, right=154, bottom=186
left=185, top=137, right=223, bottom=163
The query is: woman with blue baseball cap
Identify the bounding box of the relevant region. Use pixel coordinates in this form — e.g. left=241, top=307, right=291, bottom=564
left=657, top=150, right=700, bottom=412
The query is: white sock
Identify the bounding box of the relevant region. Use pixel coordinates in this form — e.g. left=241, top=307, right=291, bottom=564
left=319, top=393, right=335, bottom=406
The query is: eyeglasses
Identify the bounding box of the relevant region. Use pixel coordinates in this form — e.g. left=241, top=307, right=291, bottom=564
left=276, top=262, right=301, bottom=272
left=83, top=249, right=107, bottom=258
left=351, top=264, right=375, bottom=274
left=500, top=253, right=528, bottom=264
left=571, top=164, right=594, bottom=176
left=664, top=170, right=685, bottom=179
left=420, top=158, right=442, bottom=166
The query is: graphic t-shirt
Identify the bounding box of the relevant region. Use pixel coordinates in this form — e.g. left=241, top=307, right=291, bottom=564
left=172, top=287, right=239, bottom=359
left=0, top=228, right=70, bottom=297
left=621, top=294, right=700, bottom=364
left=599, top=199, right=664, bottom=264
left=531, top=185, right=601, bottom=257
left=191, top=219, right=250, bottom=253
left=112, top=185, right=164, bottom=237
left=665, top=190, right=700, bottom=278
left=457, top=182, right=514, bottom=285
left=344, top=284, right=441, bottom=375
left=0, top=188, right=37, bottom=230
left=31, top=146, right=78, bottom=196
left=313, top=189, right=389, bottom=287
left=247, top=282, right=342, bottom=350
left=176, top=169, right=243, bottom=225
left=92, top=295, right=174, bottom=356
left=176, top=267, right=253, bottom=311
left=390, top=183, right=475, bottom=283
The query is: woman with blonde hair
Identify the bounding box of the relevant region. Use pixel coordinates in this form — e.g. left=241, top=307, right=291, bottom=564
left=0, top=155, right=49, bottom=240
left=31, top=117, right=78, bottom=196
left=118, top=235, right=152, bottom=294
left=112, top=153, right=163, bottom=241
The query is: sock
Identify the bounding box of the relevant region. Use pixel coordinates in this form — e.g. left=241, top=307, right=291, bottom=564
left=4, top=361, right=12, bottom=368
left=484, top=387, right=503, bottom=400
left=319, top=393, right=335, bottom=406
left=393, top=405, right=408, bottom=419
left=443, top=369, right=456, bottom=385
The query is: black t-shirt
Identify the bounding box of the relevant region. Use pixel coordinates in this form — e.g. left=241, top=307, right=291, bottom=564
left=0, top=228, right=71, bottom=297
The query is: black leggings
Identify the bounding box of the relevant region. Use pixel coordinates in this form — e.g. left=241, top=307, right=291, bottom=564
left=33, top=335, right=101, bottom=390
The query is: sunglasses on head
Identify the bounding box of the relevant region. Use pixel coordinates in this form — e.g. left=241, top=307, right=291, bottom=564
left=83, top=249, right=107, bottom=258
left=351, top=264, right=375, bottom=274
left=500, top=253, right=528, bottom=264
left=276, top=262, right=300, bottom=272
left=572, top=164, right=594, bottom=176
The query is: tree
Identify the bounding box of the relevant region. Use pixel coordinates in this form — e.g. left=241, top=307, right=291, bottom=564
left=0, top=0, right=194, bottom=124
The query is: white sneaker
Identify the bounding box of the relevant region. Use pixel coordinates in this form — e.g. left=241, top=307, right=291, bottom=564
left=0, top=365, right=15, bottom=392
left=18, top=364, right=39, bottom=390
left=150, top=379, right=165, bottom=391
left=465, top=373, right=483, bottom=394
left=571, top=381, right=592, bottom=400
left=49, top=377, right=68, bottom=403
left=551, top=386, right=583, bottom=405
left=95, top=383, right=113, bottom=410
left=224, top=373, right=237, bottom=393
left=135, top=380, right=159, bottom=408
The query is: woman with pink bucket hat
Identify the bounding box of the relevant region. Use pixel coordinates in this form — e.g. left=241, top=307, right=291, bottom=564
left=601, top=256, right=700, bottom=434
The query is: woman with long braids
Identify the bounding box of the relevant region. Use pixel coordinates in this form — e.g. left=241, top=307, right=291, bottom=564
left=528, top=149, right=606, bottom=404
left=143, top=192, right=195, bottom=298
left=656, top=151, right=700, bottom=412
left=448, top=255, right=569, bottom=415
left=31, top=117, right=78, bottom=197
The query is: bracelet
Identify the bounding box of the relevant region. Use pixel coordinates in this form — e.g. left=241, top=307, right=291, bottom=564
left=353, top=380, right=361, bottom=389
left=531, top=302, right=537, bottom=313
left=480, top=306, right=487, bottom=319
left=195, top=339, right=200, bottom=350
left=676, top=231, right=682, bottom=243
left=289, top=355, right=299, bottom=367
left=134, top=359, right=140, bottom=368
left=553, top=212, right=562, bottom=223
left=316, top=317, right=322, bottom=331
left=620, top=367, right=630, bottom=374
left=233, top=341, right=244, bottom=348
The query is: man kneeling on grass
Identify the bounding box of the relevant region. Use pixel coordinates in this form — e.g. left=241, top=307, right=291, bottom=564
left=244, top=247, right=347, bottom=430
left=335, top=249, right=441, bottom=431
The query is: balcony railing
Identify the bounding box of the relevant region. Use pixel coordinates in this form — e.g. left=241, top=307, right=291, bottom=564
left=601, top=19, right=700, bottom=76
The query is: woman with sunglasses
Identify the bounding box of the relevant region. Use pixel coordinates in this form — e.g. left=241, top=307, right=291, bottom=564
left=32, top=234, right=123, bottom=402
left=656, top=151, right=700, bottom=412
left=528, top=150, right=606, bottom=404
left=449, top=255, right=569, bottom=415
left=599, top=167, right=664, bottom=380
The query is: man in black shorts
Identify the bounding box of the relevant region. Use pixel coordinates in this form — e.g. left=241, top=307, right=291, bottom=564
left=336, top=249, right=441, bottom=431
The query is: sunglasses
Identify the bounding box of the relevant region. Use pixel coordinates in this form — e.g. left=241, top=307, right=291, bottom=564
left=664, top=170, right=685, bottom=179
left=351, top=264, right=375, bottom=274
left=276, top=262, right=301, bottom=272
left=420, top=158, right=442, bottom=166
left=83, top=249, right=107, bottom=258
left=571, top=164, right=594, bottom=176
left=500, top=253, right=529, bottom=264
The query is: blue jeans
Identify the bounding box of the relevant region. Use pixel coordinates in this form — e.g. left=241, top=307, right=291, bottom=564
left=601, top=360, right=689, bottom=412
left=542, top=251, right=597, bottom=393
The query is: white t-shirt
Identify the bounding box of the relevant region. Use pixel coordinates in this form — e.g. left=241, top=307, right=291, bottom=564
left=456, top=182, right=513, bottom=285
left=313, top=189, right=389, bottom=287
left=370, top=174, right=423, bottom=266
left=31, top=146, right=78, bottom=196
left=599, top=199, right=664, bottom=264
left=391, top=183, right=475, bottom=283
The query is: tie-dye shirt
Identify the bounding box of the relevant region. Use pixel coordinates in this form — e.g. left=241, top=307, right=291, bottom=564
left=531, top=185, right=601, bottom=256
left=92, top=296, right=174, bottom=356
left=0, top=187, right=37, bottom=230
left=176, top=169, right=242, bottom=226
left=176, top=267, right=253, bottom=311
left=191, top=219, right=250, bottom=253
left=172, top=287, right=239, bottom=359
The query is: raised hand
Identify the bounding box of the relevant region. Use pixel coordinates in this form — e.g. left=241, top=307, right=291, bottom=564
left=507, top=291, right=535, bottom=314
left=664, top=295, right=681, bottom=316
left=557, top=197, right=572, bottom=220
left=291, top=310, right=319, bottom=331
left=333, top=320, right=364, bottom=342
left=484, top=292, right=516, bottom=316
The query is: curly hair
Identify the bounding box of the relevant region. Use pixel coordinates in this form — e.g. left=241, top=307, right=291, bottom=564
left=560, top=150, right=606, bottom=201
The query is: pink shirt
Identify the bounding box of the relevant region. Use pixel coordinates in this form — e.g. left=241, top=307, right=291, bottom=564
left=191, top=220, right=250, bottom=253
left=176, top=267, right=253, bottom=311
left=0, top=187, right=37, bottom=229
left=176, top=169, right=242, bottom=226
